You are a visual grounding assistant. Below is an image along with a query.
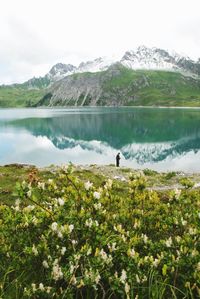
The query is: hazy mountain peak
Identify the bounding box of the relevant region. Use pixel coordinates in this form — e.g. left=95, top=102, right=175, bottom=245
left=49, top=63, right=76, bottom=77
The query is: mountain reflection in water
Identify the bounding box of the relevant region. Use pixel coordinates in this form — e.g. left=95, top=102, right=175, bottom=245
left=1, top=107, right=200, bottom=171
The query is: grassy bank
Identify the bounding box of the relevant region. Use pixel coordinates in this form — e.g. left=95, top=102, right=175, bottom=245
left=0, top=164, right=199, bottom=298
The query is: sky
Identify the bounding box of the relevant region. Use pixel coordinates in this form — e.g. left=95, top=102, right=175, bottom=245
left=1, top=0, right=200, bottom=84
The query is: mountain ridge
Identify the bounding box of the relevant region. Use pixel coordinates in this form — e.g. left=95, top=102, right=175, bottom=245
left=10, top=46, right=200, bottom=90
left=1, top=46, right=200, bottom=107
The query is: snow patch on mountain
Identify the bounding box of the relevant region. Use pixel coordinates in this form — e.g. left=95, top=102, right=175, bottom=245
left=47, top=46, right=200, bottom=80
left=120, top=46, right=180, bottom=71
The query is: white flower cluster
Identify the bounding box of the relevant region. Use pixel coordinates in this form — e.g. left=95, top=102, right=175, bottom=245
left=94, top=202, right=102, bottom=210
left=50, top=222, right=74, bottom=238
left=107, top=242, right=117, bottom=252
left=84, top=268, right=101, bottom=284
left=38, top=181, right=45, bottom=190
left=31, top=283, right=52, bottom=294
left=32, top=244, right=38, bottom=256
left=165, top=236, right=172, bottom=247
left=98, top=249, right=112, bottom=264
left=104, top=179, right=113, bottom=190
left=85, top=218, right=99, bottom=228
left=84, top=181, right=93, bottom=190
left=93, top=191, right=101, bottom=199
left=52, top=259, right=63, bottom=281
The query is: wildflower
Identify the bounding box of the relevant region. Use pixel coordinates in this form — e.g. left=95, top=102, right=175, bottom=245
left=52, top=263, right=63, bottom=281
left=104, top=179, right=113, bottom=189
left=42, top=260, right=49, bottom=269
left=114, top=271, right=118, bottom=278
left=120, top=269, right=127, bottom=284
left=32, top=244, right=38, bottom=256
left=72, top=239, right=78, bottom=245
left=74, top=254, right=81, bottom=261
left=61, top=247, right=66, bottom=255
left=32, top=216, right=38, bottom=225
left=14, top=205, right=20, bottom=212
left=136, top=274, right=140, bottom=283
left=69, top=262, right=75, bottom=274
left=84, top=181, right=93, bottom=190
left=51, top=222, right=58, bottom=232
left=46, top=286, right=52, bottom=294
left=93, top=191, right=100, bottom=199
left=38, top=181, right=45, bottom=190
left=189, top=227, right=197, bottom=235
left=142, top=233, right=148, bottom=244
left=94, top=220, right=99, bottom=227
left=165, top=236, right=172, bottom=247
left=71, top=276, right=77, bottom=285
left=39, top=283, right=45, bottom=291
left=95, top=274, right=101, bottom=284
left=85, top=218, right=93, bottom=228
left=125, top=282, right=130, bottom=297
left=94, top=202, right=102, bottom=210
left=69, top=224, right=74, bottom=233
left=191, top=249, right=198, bottom=257
left=197, top=262, right=200, bottom=271
left=181, top=217, right=187, bottom=226
left=108, top=242, right=117, bottom=252
left=15, top=199, right=21, bottom=206
left=134, top=219, right=141, bottom=229
left=128, top=248, right=136, bottom=258
left=99, top=249, right=108, bottom=261
left=99, top=249, right=113, bottom=264
left=121, top=234, right=127, bottom=242
left=57, top=230, right=63, bottom=239
left=31, top=283, right=37, bottom=292
left=58, top=198, right=65, bottom=206
left=152, top=258, right=160, bottom=268
left=87, top=247, right=92, bottom=255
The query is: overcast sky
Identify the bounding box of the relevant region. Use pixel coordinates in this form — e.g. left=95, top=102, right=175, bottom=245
left=1, top=0, right=200, bottom=84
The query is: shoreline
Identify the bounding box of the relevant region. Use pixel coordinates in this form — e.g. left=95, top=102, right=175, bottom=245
left=1, top=105, right=200, bottom=109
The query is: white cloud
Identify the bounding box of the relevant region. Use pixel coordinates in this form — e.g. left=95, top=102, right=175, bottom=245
left=0, top=0, right=200, bottom=83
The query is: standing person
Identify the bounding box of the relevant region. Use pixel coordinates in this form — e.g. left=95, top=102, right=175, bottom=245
left=116, top=152, right=120, bottom=167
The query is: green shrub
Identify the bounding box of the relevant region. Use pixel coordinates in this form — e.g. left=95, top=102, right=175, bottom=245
left=0, top=166, right=199, bottom=298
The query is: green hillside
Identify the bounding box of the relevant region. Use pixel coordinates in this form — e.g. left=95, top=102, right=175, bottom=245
left=101, top=67, right=200, bottom=106
left=0, top=66, right=200, bottom=107
left=0, top=86, right=45, bottom=107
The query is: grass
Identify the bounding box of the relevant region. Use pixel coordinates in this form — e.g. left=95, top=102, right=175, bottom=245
left=0, top=86, right=45, bottom=107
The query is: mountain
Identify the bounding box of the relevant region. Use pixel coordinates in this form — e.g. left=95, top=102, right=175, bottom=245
left=120, top=46, right=200, bottom=76
left=38, top=63, right=200, bottom=107
left=1, top=46, right=200, bottom=107
left=16, top=46, right=200, bottom=89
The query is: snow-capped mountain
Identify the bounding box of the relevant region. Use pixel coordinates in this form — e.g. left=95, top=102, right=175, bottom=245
left=12, top=46, right=200, bottom=90
left=77, top=56, right=119, bottom=73
left=48, top=63, right=76, bottom=78
left=120, top=46, right=179, bottom=71
left=45, top=46, right=199, bottom=81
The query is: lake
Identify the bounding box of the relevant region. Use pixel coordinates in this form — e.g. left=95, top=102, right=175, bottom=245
left=0, top=107, right=200, bottom=172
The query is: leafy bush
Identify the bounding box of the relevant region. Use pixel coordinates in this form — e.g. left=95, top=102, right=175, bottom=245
left=0, top=166, right=199, bottom=298
left=164, top=172, right=177, bottom=180
left=179, top=178, right=195, bottom=189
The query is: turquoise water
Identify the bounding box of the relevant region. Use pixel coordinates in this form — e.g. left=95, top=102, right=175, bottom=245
left=0, top=107, right=200, bottom=171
